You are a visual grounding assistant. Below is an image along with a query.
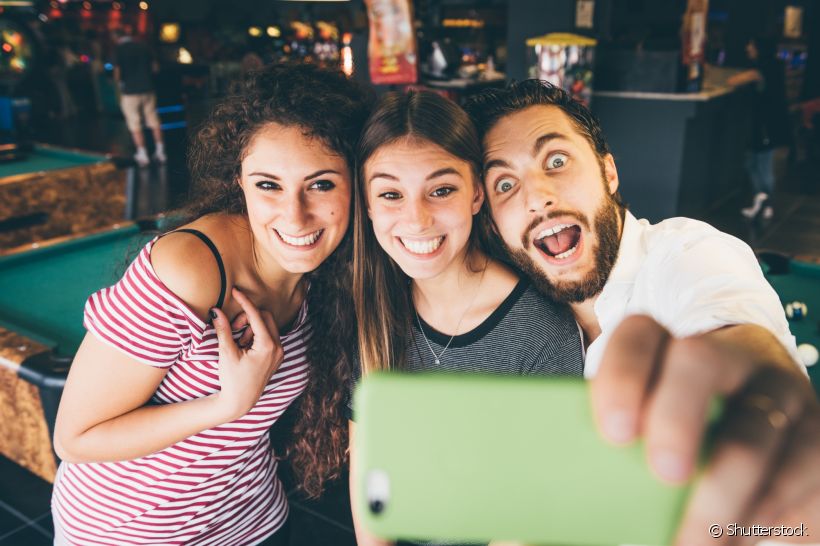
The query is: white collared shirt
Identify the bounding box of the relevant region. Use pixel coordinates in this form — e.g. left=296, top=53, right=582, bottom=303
left=584, top=211, right=801, bottom=378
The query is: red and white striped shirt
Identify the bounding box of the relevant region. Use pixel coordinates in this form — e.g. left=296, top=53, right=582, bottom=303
left=52, top=238, right=310, bottom=546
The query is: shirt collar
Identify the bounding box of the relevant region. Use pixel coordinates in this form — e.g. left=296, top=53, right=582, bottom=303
left=604, top=210, right=646, bottom=286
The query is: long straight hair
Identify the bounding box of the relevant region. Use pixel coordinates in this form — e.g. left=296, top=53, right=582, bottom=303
left=353, top=90, right=497, bottom=376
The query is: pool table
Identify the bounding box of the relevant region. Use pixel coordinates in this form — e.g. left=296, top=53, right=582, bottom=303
left=0, top=144, right=128, bottom=251
left=759, top=252, right=820, bottom=395
left=0, top=221, right=161, bottom=482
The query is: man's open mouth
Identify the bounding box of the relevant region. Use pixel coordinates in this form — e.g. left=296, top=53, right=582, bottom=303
left=534, top=223, right=582, bottom=260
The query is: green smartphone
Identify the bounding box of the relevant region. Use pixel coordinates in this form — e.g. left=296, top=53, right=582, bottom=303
left=353, top=373, right=695, bottom=546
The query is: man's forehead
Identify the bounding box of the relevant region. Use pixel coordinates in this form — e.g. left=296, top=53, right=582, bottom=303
left=484, top=105, right=578, bottom=154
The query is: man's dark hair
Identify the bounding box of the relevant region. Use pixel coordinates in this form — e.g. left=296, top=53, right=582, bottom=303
left=463, top=79, right=611, bottom=159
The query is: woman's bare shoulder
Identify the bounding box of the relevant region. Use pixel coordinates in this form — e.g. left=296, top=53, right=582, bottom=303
left=150, top=215, right=246, bottom=319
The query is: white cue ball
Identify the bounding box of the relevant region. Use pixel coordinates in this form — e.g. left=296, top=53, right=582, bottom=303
left=797, top=343, right=819, bottom=367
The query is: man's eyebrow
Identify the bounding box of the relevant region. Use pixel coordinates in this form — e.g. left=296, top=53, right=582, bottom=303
left=532, top=132, right=569, bottom=157
left=482, top=132, right=570, bottom=176
left=483, top=158, right=511, bottom=176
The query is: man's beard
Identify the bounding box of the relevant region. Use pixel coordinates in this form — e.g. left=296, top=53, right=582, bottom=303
left=505, top=196, right=621, bottom=304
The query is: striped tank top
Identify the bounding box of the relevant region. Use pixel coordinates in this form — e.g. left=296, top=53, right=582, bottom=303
left=51, top=237, right=310, bottom=545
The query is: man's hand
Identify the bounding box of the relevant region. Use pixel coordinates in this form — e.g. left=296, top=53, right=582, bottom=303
left=590, top=315, right=819, bottom=545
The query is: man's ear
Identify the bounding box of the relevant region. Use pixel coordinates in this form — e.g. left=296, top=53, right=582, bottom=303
left=603, top=153, right=619, bottom=196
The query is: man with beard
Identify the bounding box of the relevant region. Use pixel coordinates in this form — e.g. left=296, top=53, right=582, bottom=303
left=465, top=81, right=818, bottom=544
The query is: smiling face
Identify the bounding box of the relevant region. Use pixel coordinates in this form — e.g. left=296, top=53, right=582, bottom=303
left=483, top=105, right=622, bottom=303
left=238, top=123, right=351, bottom=274
left=364, top=138, right=483, bottom=281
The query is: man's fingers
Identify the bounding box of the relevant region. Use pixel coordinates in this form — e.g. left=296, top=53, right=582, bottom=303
left=674, top=368, right=808, bottom=546
left=211, top=306, right=240, bottom=362
left=591, top=314, right=669, bottom=445
left=740, top=404, right=820, bottom=544
left=644, top=337, right=722, bottom=484
left=231, top=288, right=273, bottom=351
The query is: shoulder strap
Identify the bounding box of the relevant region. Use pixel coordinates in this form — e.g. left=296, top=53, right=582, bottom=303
left=168, top=229, right=227, bottom=309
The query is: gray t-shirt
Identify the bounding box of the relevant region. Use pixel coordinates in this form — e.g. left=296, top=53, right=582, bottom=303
left=402, top=279, right=583, bottom=375
left=349, top=279, right=583, bottom=546
left=350, top=278, right=583, bottom=405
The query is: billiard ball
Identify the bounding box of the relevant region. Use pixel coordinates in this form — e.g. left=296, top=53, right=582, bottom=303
left=785, top=301, right=808, bottom=320
left=797, top=343, right=818, bottom=367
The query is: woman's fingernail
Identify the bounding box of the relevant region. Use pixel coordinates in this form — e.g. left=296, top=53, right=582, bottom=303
left=209, top=309, right=217, bottom=320
left=603, top=411, right=636, bottom=444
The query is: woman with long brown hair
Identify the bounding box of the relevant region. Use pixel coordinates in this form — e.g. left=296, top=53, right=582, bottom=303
left=51, top=63, right=368, bottom=546
left=349, top=90, right=585, bottom=545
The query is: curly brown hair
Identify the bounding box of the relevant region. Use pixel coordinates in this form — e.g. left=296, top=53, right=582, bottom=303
left=186, top=62, right=372, bottom=497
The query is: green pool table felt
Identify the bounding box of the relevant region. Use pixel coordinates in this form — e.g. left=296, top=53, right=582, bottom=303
left=0, top=225, right=156, bottom=358
left=0, top=146, right=109, bottom=179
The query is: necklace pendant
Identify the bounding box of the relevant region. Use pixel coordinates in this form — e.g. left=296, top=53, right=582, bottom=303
left=434, top=358, right=440, bottom=365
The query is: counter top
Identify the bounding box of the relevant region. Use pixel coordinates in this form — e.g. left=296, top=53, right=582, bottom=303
left=594, top=65, right=752, bottom=101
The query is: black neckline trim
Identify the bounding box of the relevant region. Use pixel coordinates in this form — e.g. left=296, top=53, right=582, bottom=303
left=168, top=229, right=227, bottom=309
left=414, top=278, right=528, bottom=348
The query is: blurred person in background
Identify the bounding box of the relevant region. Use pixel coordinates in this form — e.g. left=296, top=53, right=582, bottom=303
left=113, top=24, right=166, bottom=167
left=730, top=35, right=791, bottom=220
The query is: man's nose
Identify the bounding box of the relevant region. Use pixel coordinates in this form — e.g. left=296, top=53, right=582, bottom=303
left=523, top=176, right=556, bottom=213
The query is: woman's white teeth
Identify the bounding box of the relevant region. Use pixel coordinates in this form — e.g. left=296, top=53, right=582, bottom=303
left=401, top=236, right=444, bottom=255
left=535, top=223, right=574, bottom=240
left=277, top=229, right=322, bottom=246
left=553, top=243, right=578, bottom=260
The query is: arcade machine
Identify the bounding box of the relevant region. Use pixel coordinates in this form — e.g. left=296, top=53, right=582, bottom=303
left=0, top=14, right=36, bottom=162
left=527, top=33, right=597, bottom=107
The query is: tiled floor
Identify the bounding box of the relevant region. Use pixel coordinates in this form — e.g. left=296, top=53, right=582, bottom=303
left=0, top=453, right=357, bottom=546
left=1, top=106, right=818, bottom=545
left=0, top=401, right=358, bottom=545
left=0, top=456, right=54, bottom=545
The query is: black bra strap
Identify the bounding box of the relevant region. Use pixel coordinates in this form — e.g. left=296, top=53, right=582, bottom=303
left=169, top=229, right=227, bottom=309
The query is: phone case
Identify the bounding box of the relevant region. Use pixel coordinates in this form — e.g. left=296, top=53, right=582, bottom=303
left=353, top=373, right=695, bottom=546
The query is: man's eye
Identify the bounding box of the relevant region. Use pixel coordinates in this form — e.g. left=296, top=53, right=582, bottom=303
left=494, top=178, right=516, bottom=194
left=378, top=191, right=401, bottom=200
left=255, top=181, right=280, bottom=190
left=431, top=187, right=454, bottom=197
left=310, top=179, right=336, bottom=191
left=546, top=153, right=568, bottom=170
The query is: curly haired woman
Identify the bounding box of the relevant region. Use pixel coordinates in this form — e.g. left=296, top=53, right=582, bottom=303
left=50, top=63, right=369, bottom=546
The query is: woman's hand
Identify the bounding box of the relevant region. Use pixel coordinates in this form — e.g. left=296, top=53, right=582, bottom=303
left=211, top=288, right=284, bottom=422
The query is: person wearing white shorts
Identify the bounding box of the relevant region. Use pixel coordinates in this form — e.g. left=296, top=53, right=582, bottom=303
left=113, top=25, right=166, bottom=167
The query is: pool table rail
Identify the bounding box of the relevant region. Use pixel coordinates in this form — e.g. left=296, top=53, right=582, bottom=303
left=0, top=327, right=63, bottom=482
